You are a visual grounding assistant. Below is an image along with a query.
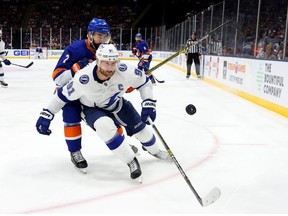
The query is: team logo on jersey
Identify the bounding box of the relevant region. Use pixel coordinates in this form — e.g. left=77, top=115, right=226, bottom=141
left=118, top=63, right=127, bottom=72
left=79, top=75, right=89, bottom=84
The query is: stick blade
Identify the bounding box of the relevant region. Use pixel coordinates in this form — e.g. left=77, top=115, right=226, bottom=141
left=26, top=62, right=34, bottom=68
left=201, top=187, right=221, bottom=207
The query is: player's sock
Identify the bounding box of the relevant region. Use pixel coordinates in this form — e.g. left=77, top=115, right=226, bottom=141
left=64, top=124, right=88, bottom=169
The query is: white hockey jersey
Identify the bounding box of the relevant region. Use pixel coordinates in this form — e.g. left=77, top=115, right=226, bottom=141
left=0, top=39, right=7, bottom=60
left=47, top=61, right=153, bottom=114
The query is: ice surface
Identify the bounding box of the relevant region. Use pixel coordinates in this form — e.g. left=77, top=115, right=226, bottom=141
left=1, top=59, right=288, bottom=215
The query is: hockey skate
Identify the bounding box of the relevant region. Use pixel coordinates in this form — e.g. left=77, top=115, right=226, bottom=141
left=0, top=80, right=8, bottom=87
left=142, top=146, right=173, bottom=162
left=152, top=150, right=173, bottom=162
left=70, top=150, right=88, bottom=174
left=127, top=157, right=142, bottom=183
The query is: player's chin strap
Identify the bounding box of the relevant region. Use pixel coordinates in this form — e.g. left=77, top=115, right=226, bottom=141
left=87, top=33, right=112, bottom=51
left=104, top=34, right=111, bottom=44
left=87, top=34, right=97, bottom=51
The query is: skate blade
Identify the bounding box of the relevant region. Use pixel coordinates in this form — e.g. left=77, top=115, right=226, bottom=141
left=133, top=175, right=143, bottom=184
left=74, top=166, right=87, bottom=174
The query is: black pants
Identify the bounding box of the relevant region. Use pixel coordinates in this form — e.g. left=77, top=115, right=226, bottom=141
left=186, top=53, right=200, bottom=76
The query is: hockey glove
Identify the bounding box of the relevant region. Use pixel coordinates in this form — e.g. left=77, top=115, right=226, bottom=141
left=3, top=59, right=11, bottom=65
left=141, top=99, right=156, bottom=124
left=36, top=109, right=54, bottom=135
left=71, top=58, right=93, bottom=73
left=132, top=47, right=137, bottom=55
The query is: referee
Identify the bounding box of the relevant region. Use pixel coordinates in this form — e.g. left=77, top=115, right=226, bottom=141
left=185, top=32, right=201, bottom=79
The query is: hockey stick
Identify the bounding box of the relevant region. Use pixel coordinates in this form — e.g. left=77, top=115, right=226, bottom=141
left=11, top=62, right=34, bottom=68
left=154, top=76, right=165, bottom=83
left=148, top=118, right=221, bottom=207
left=1, top=61, right=34, bottom=68
left=144, top=66, right=165, bottom=83
left=146, top=19, right=233, bottom=77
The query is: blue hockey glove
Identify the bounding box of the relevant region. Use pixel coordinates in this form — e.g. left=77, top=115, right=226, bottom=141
left=36, top=109, right=54, bottom=135
left=141, top=99, right=156, bottom=124
left=132, top=47, right=137, bottom=55
left=3, top=59, right=11, bottom=65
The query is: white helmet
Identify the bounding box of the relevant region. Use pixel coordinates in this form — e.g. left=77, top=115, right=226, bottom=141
left=96, top=43, right=119, bottom=63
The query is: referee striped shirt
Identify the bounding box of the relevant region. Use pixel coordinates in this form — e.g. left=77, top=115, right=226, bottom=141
left=185, top=39, right=201, bottom=54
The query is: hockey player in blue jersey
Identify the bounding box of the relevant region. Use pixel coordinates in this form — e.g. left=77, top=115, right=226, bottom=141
left=132, top=33, right=156, bottom=84
left=51, top=18, right=123, bottom=173
left=35, top=47, right=43, bottom=59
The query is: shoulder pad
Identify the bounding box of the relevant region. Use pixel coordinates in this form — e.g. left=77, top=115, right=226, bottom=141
left=118, top=63, right=128, bottom=72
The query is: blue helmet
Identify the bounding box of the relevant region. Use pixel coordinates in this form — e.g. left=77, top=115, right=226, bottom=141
left=135, top=33, right=142, bottom=39
left=87, top=18, right=110, bottom=35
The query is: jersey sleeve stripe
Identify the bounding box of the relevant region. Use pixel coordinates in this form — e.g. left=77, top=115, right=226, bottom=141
left=57, top=87, right=71, bottom=103
left=64, top=124, right=82, bottom=139
left=135, top=76, right=150, bottom=90
left=52, top=67, right=69, bottom=80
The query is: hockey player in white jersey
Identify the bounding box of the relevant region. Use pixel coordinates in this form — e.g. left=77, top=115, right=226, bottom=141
left=36, top=44, right=172, bottom=181
left=0, top=30, right=11, bottom=87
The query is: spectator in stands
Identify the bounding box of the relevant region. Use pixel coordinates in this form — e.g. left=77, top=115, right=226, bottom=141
left=265, top=43, right=277, bottom=59
left=209, top=33, right=222, bottom=55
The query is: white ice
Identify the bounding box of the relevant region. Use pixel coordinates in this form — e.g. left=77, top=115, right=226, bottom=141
left=0, top=59, right=288, bottom=215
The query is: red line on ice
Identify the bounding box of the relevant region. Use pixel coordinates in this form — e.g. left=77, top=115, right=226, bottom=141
left=17, top=124, right=220, bottom=214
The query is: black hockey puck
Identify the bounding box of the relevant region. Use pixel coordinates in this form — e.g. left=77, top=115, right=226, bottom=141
left=185, top=104, right=196, bottom=115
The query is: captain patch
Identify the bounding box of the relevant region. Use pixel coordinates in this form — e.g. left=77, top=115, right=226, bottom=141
left=118, top=63, right=127, bottom=72
left=79, top=75, right=89, bottom=84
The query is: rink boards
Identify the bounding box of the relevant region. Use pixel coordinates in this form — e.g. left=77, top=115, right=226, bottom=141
left=150, top=51, right=288, bottom=118
left=5, top=48, right=288, bottom=117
